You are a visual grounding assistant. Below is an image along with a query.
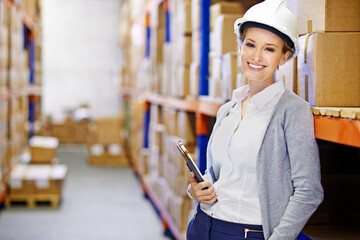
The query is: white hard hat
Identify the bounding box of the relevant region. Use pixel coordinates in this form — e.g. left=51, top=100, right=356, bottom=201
left=234, top=0, right=299, bottom=59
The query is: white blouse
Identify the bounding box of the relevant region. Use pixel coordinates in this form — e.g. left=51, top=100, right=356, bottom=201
left=201, top=80, right=285, bottom=225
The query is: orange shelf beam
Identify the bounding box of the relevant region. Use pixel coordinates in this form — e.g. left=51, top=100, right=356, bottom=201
left=143, top=92, right=198, bottom=112
left=314, top=116, right=360, bottom=148
left=0, top=184, right=7, bottom=205
left=197, top=101, right=221, bottom=117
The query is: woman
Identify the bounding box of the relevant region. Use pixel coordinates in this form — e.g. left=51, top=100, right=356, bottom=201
left=186, top=0, right=323, bottom=239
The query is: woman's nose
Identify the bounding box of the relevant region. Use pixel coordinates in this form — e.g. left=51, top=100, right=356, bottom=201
left=252, top=48, right=262, bottom=62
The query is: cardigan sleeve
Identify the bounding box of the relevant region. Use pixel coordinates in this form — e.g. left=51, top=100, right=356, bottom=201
left=269, top=102, right=324, bottom=240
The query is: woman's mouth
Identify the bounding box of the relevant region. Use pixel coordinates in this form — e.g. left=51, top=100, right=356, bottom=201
left=248, top=63, right=265, bottom=70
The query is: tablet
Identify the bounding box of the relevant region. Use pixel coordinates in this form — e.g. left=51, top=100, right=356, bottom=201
left=176, top=140, right=204, bottom=183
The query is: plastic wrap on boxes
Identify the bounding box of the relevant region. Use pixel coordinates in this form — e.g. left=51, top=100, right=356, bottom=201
left=26, top=165, right=52, bottom=189
left=189, top=61, right=199, bottom=97
left=222, top=52, right=238, bottom=100
left=9, top=164, right=27, bottom=189
left=277, top=57, right=297, bottom=92
left=90, top=144, right=104, bottom=156
left=29, top=136, right=59, bottom=149
left=191, top=0, right=200, bottom=31
left=108, top=144, right=122, bottom=156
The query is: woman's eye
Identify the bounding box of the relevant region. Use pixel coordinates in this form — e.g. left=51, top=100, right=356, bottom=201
left=265, top=48, right=275, bottom=52
left=245, top=42, right=255, bottom=48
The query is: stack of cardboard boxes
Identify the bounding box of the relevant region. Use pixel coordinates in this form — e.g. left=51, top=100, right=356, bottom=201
left=0, top=1, right=8, bottom=94
left=87, top=116, right=128, bottom=166
left=141, top=103, right=197, bottom=233
left=283, top=0, right=360, bottom=230
left=149, top=1, right=165, bottom=93
left=294, top=0, right=360, bottom=108
left=6, top=4, right=29, bottom=173
left=50, top=105, right=91, bottom=143
left=208, top=1, right=262, bottom=102
left=160, top=0, right=192, bottom=98
left=7, top=136, right=67, bottom=208
left=0, top=2, right=9, bottom=191
left=7, top=163, right=67, bottom=208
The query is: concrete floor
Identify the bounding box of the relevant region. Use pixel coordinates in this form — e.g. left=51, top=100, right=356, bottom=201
left=0, top=144, right=171, bottom=240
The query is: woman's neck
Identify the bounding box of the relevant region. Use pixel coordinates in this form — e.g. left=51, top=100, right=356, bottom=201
left=248, top=78, right=275, bottom=98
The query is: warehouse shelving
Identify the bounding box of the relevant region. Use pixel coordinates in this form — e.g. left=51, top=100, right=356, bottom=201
left=118, top=0, right=360, bottom=239
left=0, top=0, right=42, bottom=207
left=120, top=87, right=360, bottom=240
left=121, top=87, right=360, bottom=148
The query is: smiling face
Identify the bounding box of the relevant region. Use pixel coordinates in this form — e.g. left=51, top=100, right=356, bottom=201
left=239, top=27, right=290, bottom=85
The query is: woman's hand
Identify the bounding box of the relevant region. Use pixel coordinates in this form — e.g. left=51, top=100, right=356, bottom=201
left=188, top=172, right=218, bottom=204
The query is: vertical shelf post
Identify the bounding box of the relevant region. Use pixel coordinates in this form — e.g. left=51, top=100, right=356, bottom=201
left=143, top=102, right=151, bottom=148
left=145, top=12, right=151, bottom=58
left=27, top=30, right=36, bottom=138
left=197, top=0, right=211, bottom=174
left=164, top=0, right=170, bottom=43
left=196, top=113, right=209, bottom=174
left=199, top=0, right=210, bottom=96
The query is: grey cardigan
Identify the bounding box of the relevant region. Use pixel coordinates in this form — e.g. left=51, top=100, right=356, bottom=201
left=204, top=90, right=324, bottom=240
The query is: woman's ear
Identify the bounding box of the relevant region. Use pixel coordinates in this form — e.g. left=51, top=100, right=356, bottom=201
left=279, top=51, right=291, bottom=66
left=237, top=41, right=242, bottom=56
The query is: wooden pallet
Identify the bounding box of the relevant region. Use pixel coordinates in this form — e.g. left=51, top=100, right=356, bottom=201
left=6, top=193, right=61, bottom=208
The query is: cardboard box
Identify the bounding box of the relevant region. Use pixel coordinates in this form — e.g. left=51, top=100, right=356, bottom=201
left=214, top=14, right=239, bottom=56
left=191, top=29, right=200, bottom=63
left=150, top=27, right=165, bottom=63
left=175, top=64, right=190, bottom=98
left=222, top=52, right=238, bottom=100
left=150, top=1, right=164, bottom=29
left=297, top=32, right=360, bottom=107
left=166, top=108, right=178, bottom=137
left=277, top=57, right=297, bottom=93
left=297, top=0, right=360, bottom=35
left=177, top=111, right=196, bottom=144
left=94, top=116, right=124, bottom=144
left=87, top=143, right=128, bottom=167
left=191, top=0, right=200, bottom=30
left=177, top=0, right=192, bottom=34
left=189, top=61, right=199, bottom=98
left=29, top=136, right=59, bottom=164
left=211, top=55, right=222, bottom=80
left=51, top=121, right=89, bottom=143
left=210, top=0, right=261, bottom=31
left=176, top=35, right=192, bottom=65
left=138, top=148, right=150, bottom=176
left=7, top=164, right=67, bottom=208
left=209, top=77, right=223, bottom=100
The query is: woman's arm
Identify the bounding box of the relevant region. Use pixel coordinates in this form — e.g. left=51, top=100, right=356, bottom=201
left=269, top=103, right=324, bottom=240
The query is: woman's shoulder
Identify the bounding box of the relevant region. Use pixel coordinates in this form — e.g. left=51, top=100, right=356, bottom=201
left=278, top=89, right=311, bottom=111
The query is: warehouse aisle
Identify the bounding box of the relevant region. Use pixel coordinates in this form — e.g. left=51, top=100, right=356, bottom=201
left=0, top=144, right=170, bottom=240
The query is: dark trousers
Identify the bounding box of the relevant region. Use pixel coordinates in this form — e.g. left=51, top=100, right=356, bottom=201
left=186, top=207, right=265, bottom=240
